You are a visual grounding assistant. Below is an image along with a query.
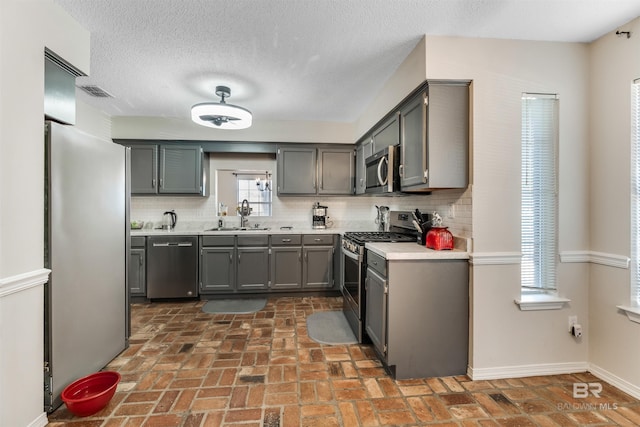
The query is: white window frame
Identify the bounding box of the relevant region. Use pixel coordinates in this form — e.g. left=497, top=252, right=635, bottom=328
left=235, top=171, right=273, bottom=217
left=520, top=93, right=559, bottom=294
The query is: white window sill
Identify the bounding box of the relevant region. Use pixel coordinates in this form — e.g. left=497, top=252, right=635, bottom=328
left=617, top=305, right=640, bottom=324
left=515, top=294, right=571, bottom=311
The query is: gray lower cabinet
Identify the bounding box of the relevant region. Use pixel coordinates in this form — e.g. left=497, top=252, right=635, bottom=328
left=129, top=236, right=146, bottom=296
left=237, top=235, right=269, bottom=291
left=365, top=265, right=387, bottom=357
left=200, top=236, right=235, bottom=293
left=271, top=235, right=302, bottom=290
left=364, top=248, right=469, bottom=379
left=302, top=234, right=335, bottom=289
left=199, top=233, right=337, bottom=294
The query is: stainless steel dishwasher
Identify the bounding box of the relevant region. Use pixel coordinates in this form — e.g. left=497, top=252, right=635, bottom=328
left=146, top=235, right=198, bottom=298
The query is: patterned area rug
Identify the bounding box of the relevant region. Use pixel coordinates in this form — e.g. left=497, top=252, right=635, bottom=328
left=306, top=311, right=358, bottom=345
left=201, top=298, right=267, bottom=314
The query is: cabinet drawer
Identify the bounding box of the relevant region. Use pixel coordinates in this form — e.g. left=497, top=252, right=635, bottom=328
left=201, top=235, right=235, bottom=247
left=237, top=235, right=269, bottom=247
left=271, top=234, right=302, bottom=246
left=303, top=234, right=334, bottom=246
left=131, top=236, right=146, bottom=248
left=367, top=250, right=387, bottom=277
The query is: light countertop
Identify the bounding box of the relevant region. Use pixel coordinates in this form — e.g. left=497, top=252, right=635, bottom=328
left=365, top=242, right=469, bottom=260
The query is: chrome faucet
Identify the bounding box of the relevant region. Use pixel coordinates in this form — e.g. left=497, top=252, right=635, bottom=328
left=240, top=199, right=250, bottom=228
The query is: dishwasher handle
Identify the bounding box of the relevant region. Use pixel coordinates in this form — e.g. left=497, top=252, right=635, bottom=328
left=152, top=242, right=194, bottom=247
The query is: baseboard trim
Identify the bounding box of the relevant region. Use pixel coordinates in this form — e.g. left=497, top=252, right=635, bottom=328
left=26, top=412, right=48, bottom=427
left=589, top=363, right=640, bottom=400
left=468, top=361, right=589, bottom=380
left=0, top=268, right=50, bottom=298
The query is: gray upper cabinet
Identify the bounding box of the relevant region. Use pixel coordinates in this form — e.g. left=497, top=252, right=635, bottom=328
left=317, top=148, right=355, bottom=195
left=158, top=145, right=203, bottom=194
left=276, top=146, right=317, bottom=194
left=371, top=113, right=400, bottom=153
left=355, top=139, right=373, bottom=195
left=129, top=144, right=208, bottom=196
left=277, top=145, right=354, bottom=195
left=130, top=145, right=158, bottom=194
left=399, top=81, right=470, bottom=192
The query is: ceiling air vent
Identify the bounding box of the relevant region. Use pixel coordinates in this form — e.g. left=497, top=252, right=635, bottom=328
left=78, top=85, right=113, bottom=98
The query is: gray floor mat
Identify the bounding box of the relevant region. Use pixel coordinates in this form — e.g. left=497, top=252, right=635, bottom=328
left=201, top=298, right=267, bottom=314
left=306, top=311, right=358, bottom=345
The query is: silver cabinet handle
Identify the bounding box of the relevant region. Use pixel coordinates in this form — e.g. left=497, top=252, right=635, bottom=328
left=282, top=238, right=292, bottom=243
left=229, top=253, right=232, bottom=263
left=152, top=178, right=156, bottom=188
left=159, top=178, right=164, bottom=188
left=314, top=238, right=321, bottom=242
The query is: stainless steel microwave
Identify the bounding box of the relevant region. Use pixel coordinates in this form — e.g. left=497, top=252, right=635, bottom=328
left=365, top=145, right=399, bottom=194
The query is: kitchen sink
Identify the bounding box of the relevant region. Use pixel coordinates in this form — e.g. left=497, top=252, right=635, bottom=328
left=205, top=227, right=271, bottom=232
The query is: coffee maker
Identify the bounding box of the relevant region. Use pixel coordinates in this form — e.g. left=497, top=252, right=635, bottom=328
left=312, top=202, right=329, bottom=229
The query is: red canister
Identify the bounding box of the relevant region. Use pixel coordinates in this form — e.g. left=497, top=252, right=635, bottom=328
left=426, top=226, right=454, bottom=250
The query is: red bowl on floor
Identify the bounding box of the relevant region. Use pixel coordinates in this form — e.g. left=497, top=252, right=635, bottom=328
left=61, top=371, right=121, bottom=417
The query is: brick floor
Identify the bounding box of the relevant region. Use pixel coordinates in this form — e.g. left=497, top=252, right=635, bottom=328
left=47, top=296, right=640, bottom=426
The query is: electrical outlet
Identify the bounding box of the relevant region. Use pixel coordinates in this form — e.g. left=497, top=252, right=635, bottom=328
left=447, top=203, right=455, bottom=219
left=568, top=315, right=577, bottom=332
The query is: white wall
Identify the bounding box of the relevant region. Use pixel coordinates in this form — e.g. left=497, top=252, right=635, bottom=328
left=0, top=2, right=90, bottom=426
left=422, top=36, right=592, bottom=377
left=588, top=17, right=640, bottom=393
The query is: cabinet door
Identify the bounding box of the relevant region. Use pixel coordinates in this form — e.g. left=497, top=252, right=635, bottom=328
left=129, top=248, right=146, bottom=296
left=400, top=92, right=427, bottom=188
left=365, top=267, right=387, bottom=358
left=270, top=247, right=302, bottom=289
left=159, top=145, right=203, bottom=194
left=200, top=248, right=235, bottom=292
left=303, top=246, right=333, bottom=288
left=426, top=84, right=470, bottom=189
left=237, top=248, right=269, bottom=290
left=277, top=146, right=317, bottom=194
left=372, top=113, right=400, bottom=153
left=355, top=140, right=373, bottom=195
left=317, top=148, right=354, bottom=195
left=130, top=145, right=158, bottom=194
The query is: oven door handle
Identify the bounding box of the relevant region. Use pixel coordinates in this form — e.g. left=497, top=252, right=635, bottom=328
left=341, top=246, right=362, bottom=262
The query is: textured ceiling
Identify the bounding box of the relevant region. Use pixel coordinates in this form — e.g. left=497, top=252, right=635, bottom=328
left=54, top=0, right=640, bottom=123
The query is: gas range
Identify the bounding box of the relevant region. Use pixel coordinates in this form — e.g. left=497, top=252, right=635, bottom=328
left=342, top=231, right=417, bottom=256
left=344, top=231, right=416, bottom=243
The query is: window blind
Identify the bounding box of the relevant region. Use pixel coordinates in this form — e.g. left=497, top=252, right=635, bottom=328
left=521, top=94, right=558, bottom=290
left=631, top=82, right=640, bottom=306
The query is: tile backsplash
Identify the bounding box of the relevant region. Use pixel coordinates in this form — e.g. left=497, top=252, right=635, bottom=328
left=131, top=155, right=472, bottom=237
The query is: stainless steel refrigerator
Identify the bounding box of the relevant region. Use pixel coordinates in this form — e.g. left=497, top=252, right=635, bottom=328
left=44, top=121, right=129, bottom=412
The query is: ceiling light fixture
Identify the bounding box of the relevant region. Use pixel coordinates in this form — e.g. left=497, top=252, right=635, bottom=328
left=191, top=85, right=252, bottom=130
